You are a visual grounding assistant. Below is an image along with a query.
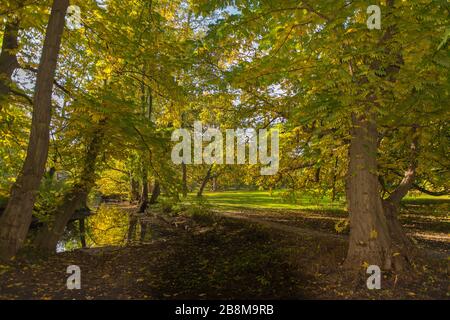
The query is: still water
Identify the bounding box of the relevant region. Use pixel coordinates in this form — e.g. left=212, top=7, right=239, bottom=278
left=57, top=204, right=151, bottom=252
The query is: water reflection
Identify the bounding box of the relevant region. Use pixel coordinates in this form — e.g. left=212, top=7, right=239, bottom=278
left=58, top=204, right=152, bottom=252
left=127, top=213, right=149, bottom=243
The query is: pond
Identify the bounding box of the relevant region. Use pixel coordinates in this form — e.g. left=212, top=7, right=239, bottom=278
left=57, top=204, right=152, bottom=252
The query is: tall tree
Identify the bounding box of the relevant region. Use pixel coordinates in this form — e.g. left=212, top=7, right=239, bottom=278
left=0, top=0, right=69, bottom=259
left=191, top=0, right=449, bottom=271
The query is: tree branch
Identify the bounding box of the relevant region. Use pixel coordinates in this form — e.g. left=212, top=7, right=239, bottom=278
left=386, top=125, right=419, bottom=205
left=390, top=171, right=449, bottom=196
left=21, top=64, right=72, bottom=95
left=9, top=87, right=33, bottom=104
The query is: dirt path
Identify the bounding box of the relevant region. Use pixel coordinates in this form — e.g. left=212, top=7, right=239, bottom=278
left=216, top=209, right=449, bottom=260
left=217, top=210, right=345, bottom=242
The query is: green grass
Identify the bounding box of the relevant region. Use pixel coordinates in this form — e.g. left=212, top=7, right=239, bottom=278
left=184, top=190, right=449, bottom=216
left=190, top=190, right=347, bottom=213
left=402, top=194, right=450, bottom=206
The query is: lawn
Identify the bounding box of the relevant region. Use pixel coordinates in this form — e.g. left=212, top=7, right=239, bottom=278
left=198, top=190, right=346, bottom=212
left=195, top=190, right=449, bottom=214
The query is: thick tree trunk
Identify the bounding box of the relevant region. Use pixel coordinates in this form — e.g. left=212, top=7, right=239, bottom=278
left=36, top=190, right=88, bottom=252
left=382, top=126, right=419, bottom=256
left=34, top=121, right=105, bottom=253
left=0, top=0, right=69, bottom=259
left=344, top=113, right=410, bottom=271
left=0, top=17, right=20, bottom=103
left=197, top=166, right=212, bottom=197
left=383, top=200, right=412, bottom=252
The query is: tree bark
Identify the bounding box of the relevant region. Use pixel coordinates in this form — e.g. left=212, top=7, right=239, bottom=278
left=0, top=16, right=20, bottom=104
left=344, top=113, right=412, bottom=271
left=382, top=126, right=419, bottom=253
left=34, top=120, right=105, bottom=253
left=343, top=0, right=415, bottom=271
left=0, top=0, right=69, bottom=259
